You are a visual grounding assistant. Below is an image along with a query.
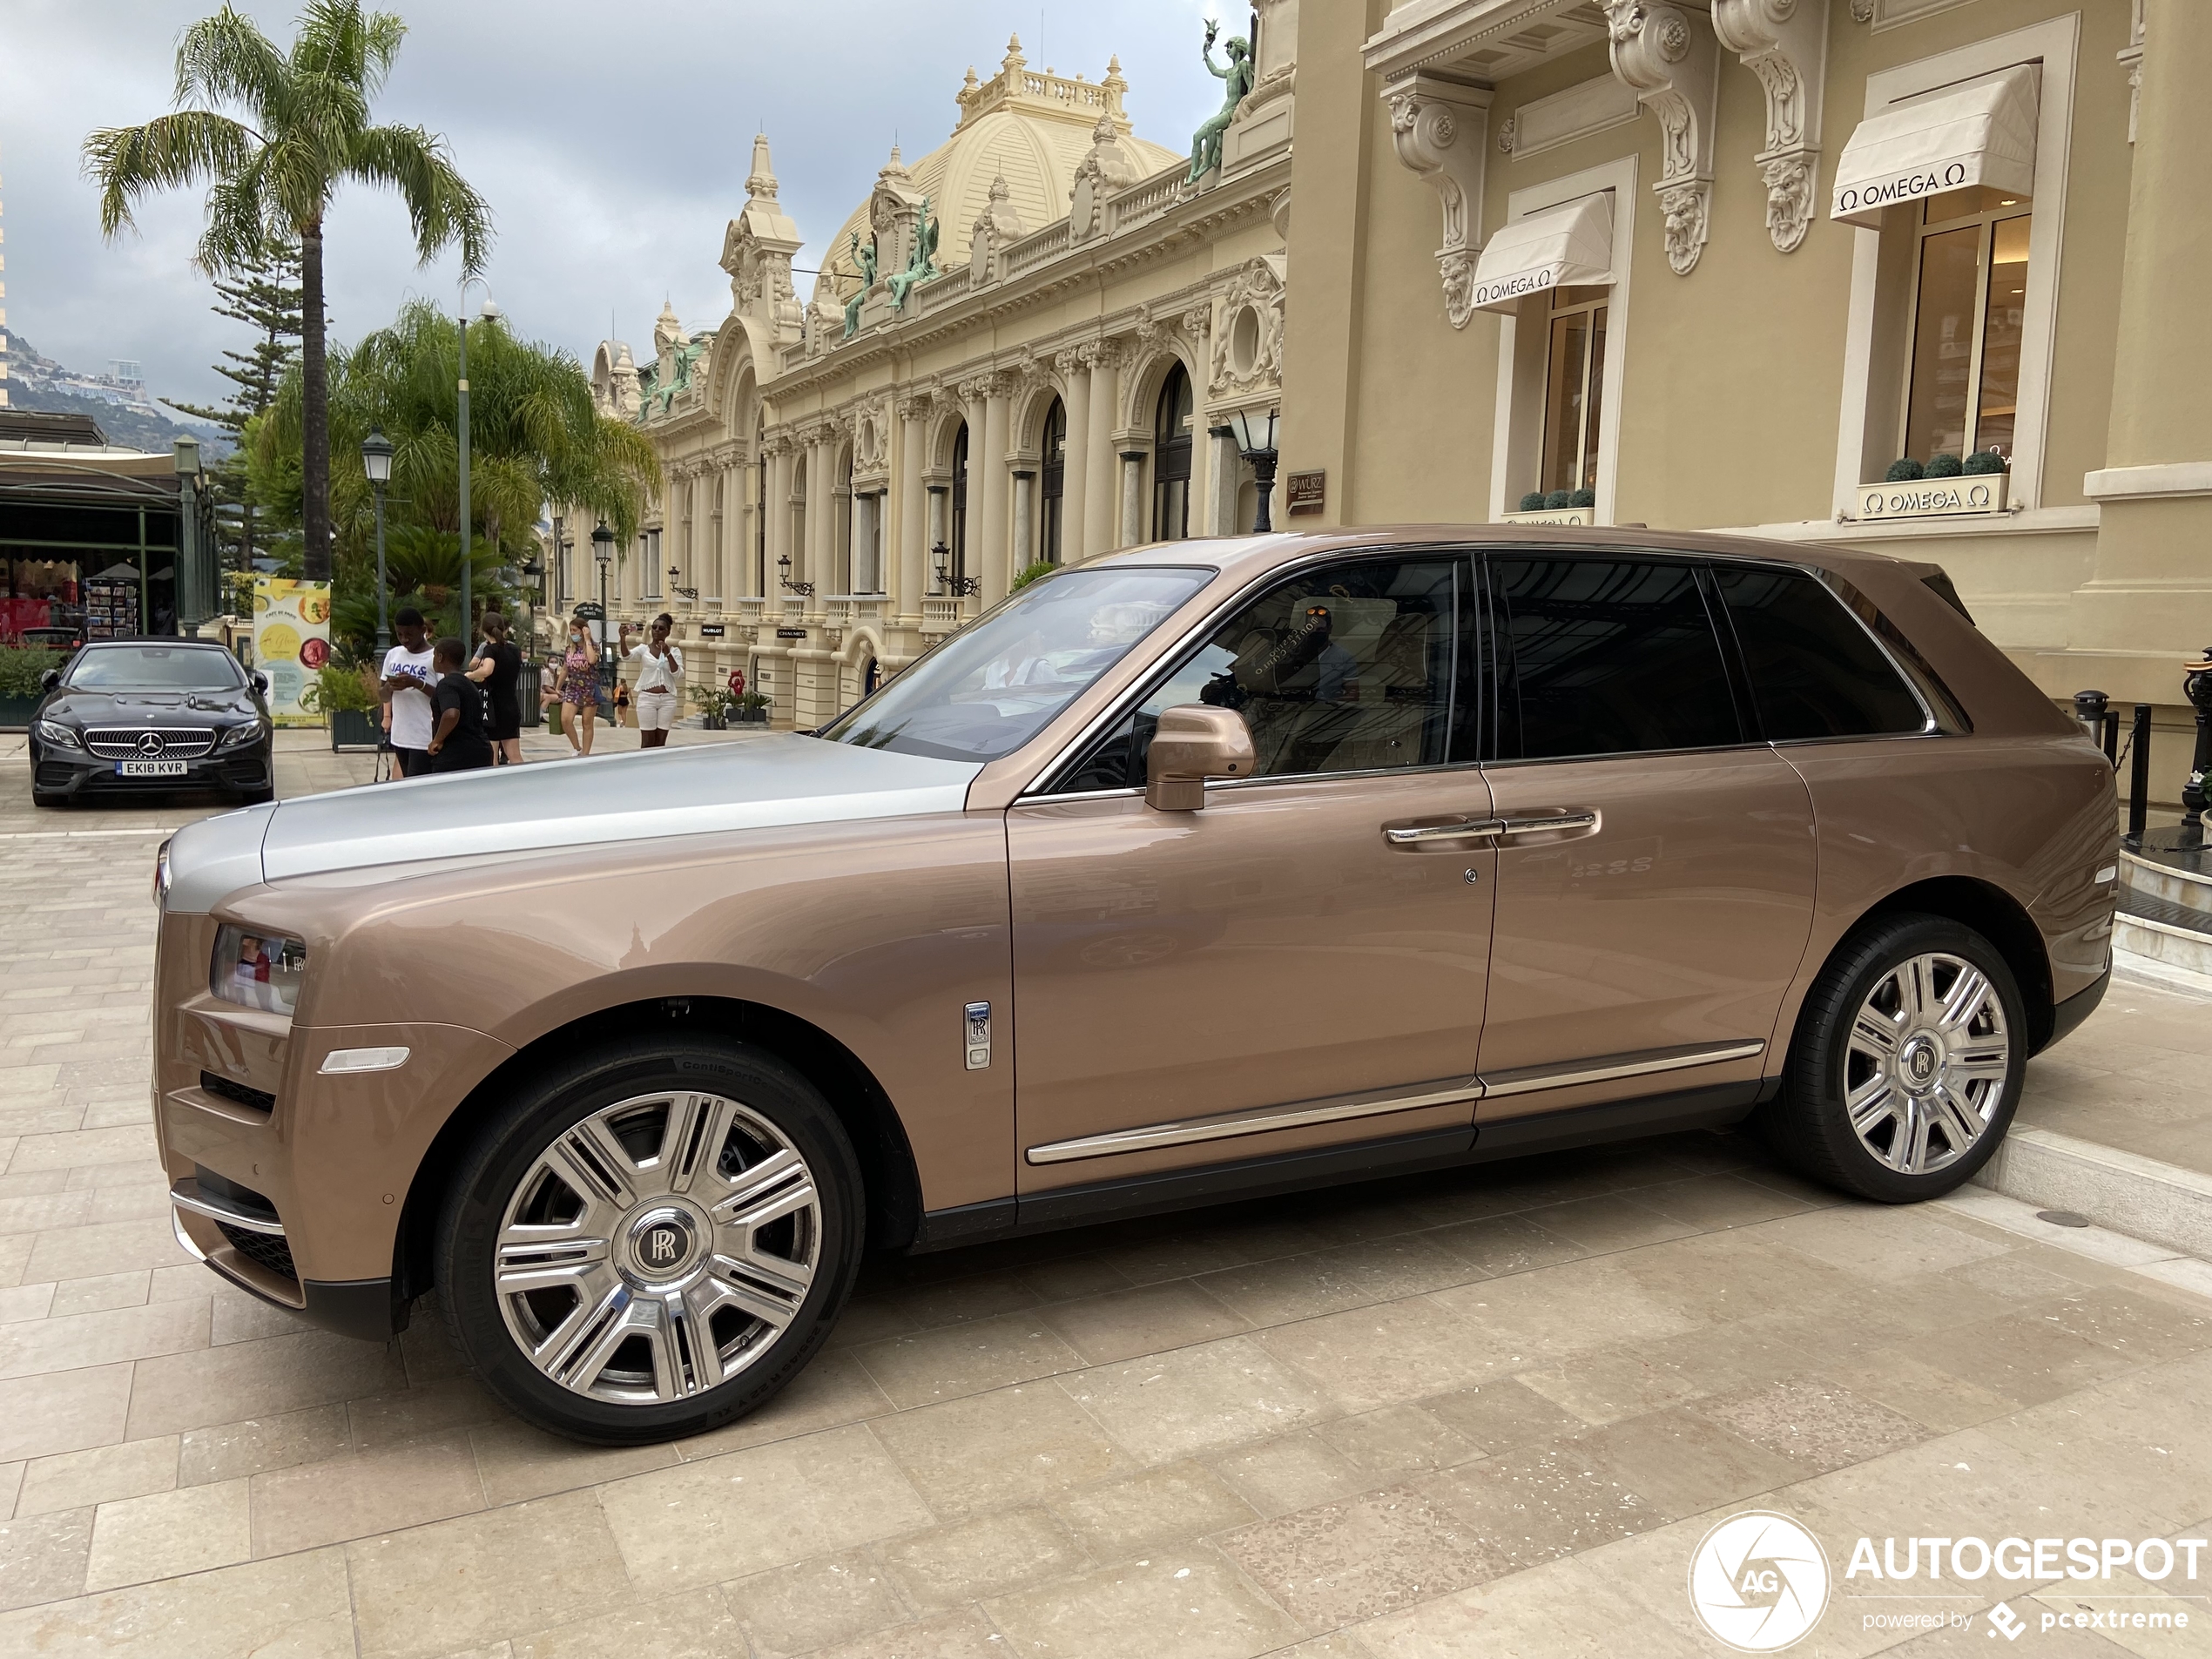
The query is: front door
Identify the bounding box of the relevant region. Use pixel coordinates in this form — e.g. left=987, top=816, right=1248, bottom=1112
left=1474, top=553, right=1817, bottom=1123
left=1008, top=553, right=1495, bottom=1190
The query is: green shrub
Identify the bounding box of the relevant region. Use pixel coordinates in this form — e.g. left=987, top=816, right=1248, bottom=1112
left=1963, top=449, right=2006, bottom=475
left=0, top=648, right=64, bottom=699
left=1885, top=458, right=1925, bottom=482
left=1518, top=490, right=1546, bottom=512
left=1567, top=488, right=1595, bottom=509
left=1925, top=452, right=1963, bottom=478
left=300, top=663, right=376, bottom=715
left=1543, top=489, right=1573, bottom=509
left=1011, top=559, right=1057, bottom=592
left=738, top=691, right=771, bottom=712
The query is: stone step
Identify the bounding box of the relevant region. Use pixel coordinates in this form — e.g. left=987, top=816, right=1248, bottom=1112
left=1973, top=1124, right=2212, bottom=1264
left=2117, top=832, right=2212, bottom=974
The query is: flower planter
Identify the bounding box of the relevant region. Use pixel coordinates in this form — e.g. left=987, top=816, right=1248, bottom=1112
left=1855, top=471, right=2008, bottom=522
left=737, top=707, right=771, bottom=725
left=1501, top=506, right=1595, bottom=527
left=329, top=708, right=381, bottom=752
left=0, top=696, right=42, bottom=732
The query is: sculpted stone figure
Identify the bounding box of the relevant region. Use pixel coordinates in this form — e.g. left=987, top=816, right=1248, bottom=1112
left=842, top=231, right=879, bottom=339
left=887, top=199, right=941, bottom=311
left=1187, top=20, right=1255, bottom=184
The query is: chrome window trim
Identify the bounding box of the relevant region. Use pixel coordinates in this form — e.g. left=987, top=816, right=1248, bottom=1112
left=1716, top=557, right=1949, bottom=738
left=1023, top=543, right=1477, bottom=799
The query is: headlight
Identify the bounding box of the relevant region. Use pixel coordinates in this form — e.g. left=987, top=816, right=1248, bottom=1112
left=212, top=925, right=307, bottom=1015
left=33, top=719, right=80, bottom=750
left=212, top=723, right=265, bottom=753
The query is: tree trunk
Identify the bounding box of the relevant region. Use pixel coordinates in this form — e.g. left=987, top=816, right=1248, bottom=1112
left=300, top=219, right=331, bottom=582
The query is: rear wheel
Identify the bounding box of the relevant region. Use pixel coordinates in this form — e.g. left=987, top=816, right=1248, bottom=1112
left=1764, top=914, right=2026, bottom=1202
left=435, top=1036, right=865, bottom=1445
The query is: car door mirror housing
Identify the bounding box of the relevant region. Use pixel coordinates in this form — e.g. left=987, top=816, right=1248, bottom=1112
left=40, top=671, right=61, bottom=692
left=1145, top=705, right=1257, bottom=812
left=251, top=672, right=269, bottom=694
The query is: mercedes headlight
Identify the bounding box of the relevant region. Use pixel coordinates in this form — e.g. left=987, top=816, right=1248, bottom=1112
left=33, top=719, right=80, bottom=750
left=212, top=722, right=265, bottom=753
left=212, top=925, right=307, bottom=1015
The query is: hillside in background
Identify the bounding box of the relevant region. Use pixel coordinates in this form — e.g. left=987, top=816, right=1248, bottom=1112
left=3, top=334, right=233, bottom=459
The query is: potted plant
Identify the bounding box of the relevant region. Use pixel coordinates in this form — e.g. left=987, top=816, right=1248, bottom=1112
left=1503, top=487, right=1595, bottom=526
left=303, top=663, right=381, bottom=751
left=1861, top=451, right=2008, bottom=519
left=691, top=685, right=738, bottom=731
left=737, top=691, right=772, bottom=725
left=0, top=647, right=64, bottom=730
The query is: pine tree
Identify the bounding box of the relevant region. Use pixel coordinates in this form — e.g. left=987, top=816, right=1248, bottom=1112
left=163, top=240, right=304, bottom=590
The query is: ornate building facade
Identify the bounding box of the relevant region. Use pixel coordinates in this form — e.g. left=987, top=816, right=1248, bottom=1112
left=557, top=20, right=1298, bottom=728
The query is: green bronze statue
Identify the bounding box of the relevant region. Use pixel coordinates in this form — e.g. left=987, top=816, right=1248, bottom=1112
left=1187, top=20, right=1254, bottom=185
left=887, top=199, right=941, bottom=312
left=842, top=230, right=879, bottom=339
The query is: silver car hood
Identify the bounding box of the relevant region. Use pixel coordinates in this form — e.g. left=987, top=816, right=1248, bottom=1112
left=160, top=736, right=983, bottom=914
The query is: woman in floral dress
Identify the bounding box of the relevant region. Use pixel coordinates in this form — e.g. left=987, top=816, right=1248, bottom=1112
left=555, top=615, right=604, bottom=756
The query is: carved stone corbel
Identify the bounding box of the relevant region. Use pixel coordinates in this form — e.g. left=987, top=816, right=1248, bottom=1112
left=1381, top=71, right=1494, bottom=329
left=1603, top=1, right=1720, bottom=276
left=1713, top=0, right=1829, bottom=253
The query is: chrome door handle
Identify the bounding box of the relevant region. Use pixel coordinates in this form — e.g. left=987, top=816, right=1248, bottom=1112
left=1498, top=811, right=1599, bottom=837
left=1383, top=818, right=1506, bottom=845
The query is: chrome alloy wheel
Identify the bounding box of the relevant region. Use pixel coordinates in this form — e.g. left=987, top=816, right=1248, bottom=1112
left=493, top=1091, right=819, bottom=1406
left=1844, top=952, right=2012, bottom=1176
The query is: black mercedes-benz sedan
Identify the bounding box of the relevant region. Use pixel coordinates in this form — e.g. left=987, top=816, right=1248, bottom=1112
left=30, top=640, right=274, bottom=807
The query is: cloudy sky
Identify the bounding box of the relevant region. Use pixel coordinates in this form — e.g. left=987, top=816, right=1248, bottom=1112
left=0, top=0, right=1227, bottom=412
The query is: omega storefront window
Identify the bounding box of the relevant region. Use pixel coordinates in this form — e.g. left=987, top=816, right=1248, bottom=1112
left=1902, top=187, right=2031, bottom=465
left=1541, top=285, right=1608, bottom=498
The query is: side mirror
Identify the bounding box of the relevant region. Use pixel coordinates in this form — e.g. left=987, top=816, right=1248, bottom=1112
left=251, top=671, right=269, bottom=694
left=40, top=671, right=61, bottom=692
left=1144, top=705, right=1257, bottom=812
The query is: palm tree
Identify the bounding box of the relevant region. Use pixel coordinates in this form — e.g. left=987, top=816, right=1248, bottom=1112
left=84, top=1, right=491, bottom=582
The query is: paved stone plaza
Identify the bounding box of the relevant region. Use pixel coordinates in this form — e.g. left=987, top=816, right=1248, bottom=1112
left=1, top=737, right=2209, bottom=1656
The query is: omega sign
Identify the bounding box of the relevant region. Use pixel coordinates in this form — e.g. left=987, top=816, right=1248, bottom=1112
left=1835, top=161, right=1973, bottom=219
left=1472, top=263, right=1562, bottom=310
left=1856, top=473, right=2009, bottom=521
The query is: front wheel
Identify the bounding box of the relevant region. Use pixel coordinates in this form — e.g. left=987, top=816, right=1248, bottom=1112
left=1764, top=914, right=2027, bottom=1203
left=435, top=1036, right=865, bottom=1445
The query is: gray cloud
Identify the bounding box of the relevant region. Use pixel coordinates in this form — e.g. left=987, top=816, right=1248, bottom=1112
left=1, top=0, right=1227, bottom=411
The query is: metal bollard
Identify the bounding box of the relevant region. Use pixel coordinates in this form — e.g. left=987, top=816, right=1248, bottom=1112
left=2072, top=689, right=2109, bottom=750
left=2103, top=711, right=2121, bottom=765
left=2128, top=704, right=2153, bottom=845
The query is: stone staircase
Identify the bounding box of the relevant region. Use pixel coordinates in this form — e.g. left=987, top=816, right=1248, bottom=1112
left=2119, top=826, right=2212, bottom=976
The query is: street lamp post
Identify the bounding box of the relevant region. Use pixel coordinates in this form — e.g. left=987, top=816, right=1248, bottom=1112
left=1220, top=407, right=1281, bottom=533
left=457, top=284, right=500, bottom=634
left=592, top=521, right=615, bottom=669
left=361, top=428, right=395, bottom=653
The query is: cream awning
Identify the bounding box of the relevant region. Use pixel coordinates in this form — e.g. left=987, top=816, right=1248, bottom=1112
left=1831, top=64, right=2040, bottom=228
left=1467, top=193, right=1614, bottom=315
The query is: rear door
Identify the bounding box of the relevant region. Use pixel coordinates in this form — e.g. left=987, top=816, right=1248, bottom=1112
left=1006, top=551, right=1497, bottom=1189
left=1472, top=552, right=1817, bottom=1127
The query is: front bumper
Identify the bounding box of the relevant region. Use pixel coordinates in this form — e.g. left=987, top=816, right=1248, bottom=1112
left=37, top=745, right=271, bottom=798
left=167, top=1191, right=408, bottom=1343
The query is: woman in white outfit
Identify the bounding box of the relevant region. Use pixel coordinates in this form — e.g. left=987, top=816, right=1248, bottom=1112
left=620, top=613, right=684, bottom=749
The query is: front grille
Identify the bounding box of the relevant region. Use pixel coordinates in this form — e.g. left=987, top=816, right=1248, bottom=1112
left=84, top=727, right=218, bottom=760
left=200, top=1070, right=275, bottom=1115
left=217, top=1221, right=298, bottom=1282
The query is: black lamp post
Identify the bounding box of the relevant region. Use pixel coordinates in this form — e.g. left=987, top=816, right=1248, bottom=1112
left=777, top=552, right=815, bottom=598
left=1225, top=406, right=1281, bottom=533
left=669, top=565, right=698, bottom=602
left=457, top=287, right=499, bottom=632
left=2183, top=648, right=2212, bottom=839
left=361, top=428, right=395, bottom=652
left=932, top=542, right=979, bottom=597
left=592, top=521, right=615, bottom=668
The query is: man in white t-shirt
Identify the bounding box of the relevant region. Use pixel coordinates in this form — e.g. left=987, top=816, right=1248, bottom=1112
left=378, top=608, right=438, bottom=778
left=619, top=613, right=685, bottom=749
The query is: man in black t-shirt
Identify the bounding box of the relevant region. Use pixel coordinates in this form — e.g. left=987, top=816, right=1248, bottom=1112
left=426, top=637, right=496, bottom=772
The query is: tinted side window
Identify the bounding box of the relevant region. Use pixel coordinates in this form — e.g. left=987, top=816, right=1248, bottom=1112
left=1057, top=557, right=1460, bottom=790
left=1492, top=556, right=1740, bottom=759
left=1712, top=565, right=1928, bottom=740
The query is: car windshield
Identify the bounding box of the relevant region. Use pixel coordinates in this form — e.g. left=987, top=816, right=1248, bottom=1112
left=822, top=566, right=1213, bottom=762
left=64, top=646, right=244, bottom=691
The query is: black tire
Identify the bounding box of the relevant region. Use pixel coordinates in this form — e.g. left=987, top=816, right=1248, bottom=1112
left=436, top=1035, right=866, bottom=1446
left=1762, top=912, right=2027, bottom=1203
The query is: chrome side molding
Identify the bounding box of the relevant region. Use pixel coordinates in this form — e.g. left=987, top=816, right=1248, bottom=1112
left=1023, top=1038, right=1765, bottom=1165
left=1479, top=1039, right=1766, bottom=1099
left=1026, top=1077, right=1487, bottom=1165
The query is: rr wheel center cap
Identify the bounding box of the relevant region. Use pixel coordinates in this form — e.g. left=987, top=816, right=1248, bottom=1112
left=1898, top=1032, right=1946, bottom=1091
left=623, top=1205, right=705, bottom=1283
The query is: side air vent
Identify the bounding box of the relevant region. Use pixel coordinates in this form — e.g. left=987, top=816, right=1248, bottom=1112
left=199, top=1071, right=276, bottom=1115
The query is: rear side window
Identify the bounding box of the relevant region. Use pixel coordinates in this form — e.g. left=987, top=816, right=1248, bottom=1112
left=1491, top=556, right=1741, bottom=759
left=1712, top=565, right=1928, bottom=741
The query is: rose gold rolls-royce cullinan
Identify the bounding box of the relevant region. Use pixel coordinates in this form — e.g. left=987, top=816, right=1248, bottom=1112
left=153, top=528, right=2117, bottom=1443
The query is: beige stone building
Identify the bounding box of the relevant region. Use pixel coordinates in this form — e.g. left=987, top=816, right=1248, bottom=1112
left=566, top=1, right=2206, bottom=792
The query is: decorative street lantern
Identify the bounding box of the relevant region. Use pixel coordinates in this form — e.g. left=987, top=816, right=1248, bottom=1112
left=1222, top=406, right=1281, bottom=532
left=2183, top=648, right=2212, bottom=837
left=361, top=428, right=395, bottom=652
left=591, top=520, right=615, bottom=668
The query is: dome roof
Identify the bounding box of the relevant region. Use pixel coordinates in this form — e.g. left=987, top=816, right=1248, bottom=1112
left=819, top=37, right=1182, bottom=292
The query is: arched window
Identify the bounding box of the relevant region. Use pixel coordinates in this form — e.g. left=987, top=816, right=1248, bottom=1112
left=1152, top=363, right=1193, bottom=543
left=949, top=422, right=969, bottom=588
left=1039, top=398, right=1066, bottom=563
